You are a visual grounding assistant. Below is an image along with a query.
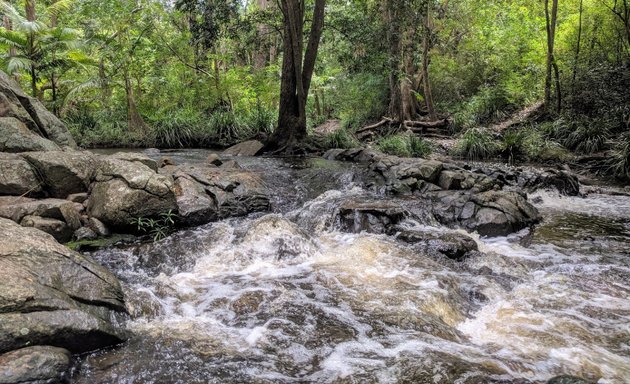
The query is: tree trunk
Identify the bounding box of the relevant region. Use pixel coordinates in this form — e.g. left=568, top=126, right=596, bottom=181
left=253, top=0, right=272, bottom=70
left=124, top=70, right=147, bottom=135
left=571, top=0, right=583, bottom=85
left=544, top=0, right=559, bottom=112
left=25, top=0, right=37, bottom=97
left=269, top=0, right=325, bottom=151
left=422, top=1, right=437, bottom=120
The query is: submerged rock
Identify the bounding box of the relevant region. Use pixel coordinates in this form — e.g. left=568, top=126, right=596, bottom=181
left=395, top=226, right=478, bottom=261
left=546, top=375, right=596, bottom=384
left=0, top=218, right=126, bottom=354
left=0, top=346, right=70, bottom=384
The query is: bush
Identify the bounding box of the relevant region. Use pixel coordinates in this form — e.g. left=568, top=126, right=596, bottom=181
left=321, top=129, right=358, bottom=150
left=451, top=86, right=514, bottom=130
left=611, top=132, right=630, bottom=179
left=545, top=117, right=610, bottom=154
left=376, top=134, right=432, bottom=158
left=452, top=128, right=500, bottom=160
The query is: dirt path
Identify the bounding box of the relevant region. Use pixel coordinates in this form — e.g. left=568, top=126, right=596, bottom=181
left=489, top=100, right=544, bottom=131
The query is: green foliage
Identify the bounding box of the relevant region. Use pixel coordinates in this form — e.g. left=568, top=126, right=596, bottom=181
left=611, top=132, right=630, bottom=179
left=130, top=210, right=178, bottom=242
left=546, top=118, right=610, bottom=154
left=452, top=87, right=514, bottom=131
left=377, top=135, right=432, bottom=158
left=321, top=129, right=358, bottom=150
left=453, top=128, right=500, bottom=160
left=331, top=73, right=389, bottom=131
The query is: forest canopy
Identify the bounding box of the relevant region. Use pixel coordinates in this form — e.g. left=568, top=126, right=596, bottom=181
left=0, top=0, right=628, bottom=173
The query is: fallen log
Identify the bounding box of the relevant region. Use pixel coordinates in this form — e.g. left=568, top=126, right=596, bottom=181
left=403, top=119, right=449, bottom=129
left=356, top=117, right=393, bottom=133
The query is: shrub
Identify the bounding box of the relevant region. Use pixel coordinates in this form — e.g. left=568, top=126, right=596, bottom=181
left=321, top=129, right=358, bottom=150
left=611, top=132, right=630, bottom=179
left=376, top=134, right=432, bottom=158
left=452, top=128, right=500, bottom=160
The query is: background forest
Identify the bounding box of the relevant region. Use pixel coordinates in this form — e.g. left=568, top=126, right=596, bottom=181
left=1, top=0, right=629, bottom=177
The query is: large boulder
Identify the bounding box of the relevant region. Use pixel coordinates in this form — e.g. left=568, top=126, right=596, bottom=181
left=21, top=151, right=99, bottom=198
left=87, top=158, right=177, bottom=228
left=0, top=71, right=76, bottom=150
left=0, top=196, right=81, bottom=223
left=0, top=218, right=126, bottom=354
left=0, top=117, right=60, bottom=152
left=0, top=346, right=70, bottom=384
left=0, top=153, right=42, bottom=196
left=169, top=164, right=270, bottom=226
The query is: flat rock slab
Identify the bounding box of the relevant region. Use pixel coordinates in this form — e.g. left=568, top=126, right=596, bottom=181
left=0, top=346, right=70, bottom=384
left=222, top=140, right=264, bottom=156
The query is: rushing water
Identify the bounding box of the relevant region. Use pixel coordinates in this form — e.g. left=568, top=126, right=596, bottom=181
left=72, top=150, right=630, bottom=384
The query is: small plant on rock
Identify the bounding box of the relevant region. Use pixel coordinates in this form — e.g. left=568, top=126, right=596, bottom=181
left=130, top=210, right=178, bottom=241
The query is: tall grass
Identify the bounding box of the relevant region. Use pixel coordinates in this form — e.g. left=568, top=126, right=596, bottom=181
left=376, top=135, right=432, bottom=158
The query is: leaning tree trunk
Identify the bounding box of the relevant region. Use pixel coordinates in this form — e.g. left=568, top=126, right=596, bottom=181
left=269, top=0, right=325, bottom=151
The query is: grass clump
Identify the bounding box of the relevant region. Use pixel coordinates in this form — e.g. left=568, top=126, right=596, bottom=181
left=611, top=132, right=630, bottom=179
left=452, top=128, right=499, bottom=160
left=376, top=135, right=432, bottom=158
left=321, top=129, right=358, bottom=150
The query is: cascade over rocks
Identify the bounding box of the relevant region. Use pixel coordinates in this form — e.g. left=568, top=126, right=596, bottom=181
left=0, top=218, right=126, bottom=355
left=324, top=148, right=543, bottom=236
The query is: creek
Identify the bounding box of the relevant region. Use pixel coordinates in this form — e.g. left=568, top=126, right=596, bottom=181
left=70, top=150, right=630, bottom=384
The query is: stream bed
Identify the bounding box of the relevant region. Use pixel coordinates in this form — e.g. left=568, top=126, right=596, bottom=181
left=71, top=150, right=630, bottom=384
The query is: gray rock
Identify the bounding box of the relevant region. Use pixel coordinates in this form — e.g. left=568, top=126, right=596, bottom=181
left=546, top=376, right=595, bottom=384
left=59, top=203, right=82, bottom=230
left=66, top=192, right=88, bottom=204
left=21, top=151, right=98, bottom=198
left=88, top=217, right=110, bottom=237
left=0, top=153, right=42, bottom=196
left=172, top=174, right=217, bottom=225
left=0, top=346, right=70, bottom=384
left=110, top=152, right=158, bottom=172
left=222, top=140, right=264, bottom=156
left=74, top=226, right=98, bottom=241
left=220, top=160, right=242, bottom=169
left=170, top=165, right=270, bottom=226
left=20, top=215, right=73, bottom=243
left=88, top=158, right=177, bottom=228
left=0, top=70, right=76, bottom=150
left=0, top=196, right=81, bottom=223
left=0, top=218, right=126, bottom=354
left=337, top=200, right=408, bottom=234
left=0, top=117, right=60, bottom=152
left=395, top=227, right=478, bottom=261
left=438, top=170, right=466, bottom=190
left=206, top=153, right=223, bottom=166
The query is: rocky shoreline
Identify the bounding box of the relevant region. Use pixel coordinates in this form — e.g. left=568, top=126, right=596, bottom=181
left=0, top=70, right=593, bottom=383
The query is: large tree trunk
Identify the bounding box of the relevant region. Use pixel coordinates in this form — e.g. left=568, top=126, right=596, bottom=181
left=253, top=0, right=273, bottom=70
left=124, top=69, right=147, bottom=135
left=269, top=0, right=325, bottom=151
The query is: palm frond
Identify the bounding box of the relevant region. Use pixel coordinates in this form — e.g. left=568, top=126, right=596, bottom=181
left=0, top=1, right=26, bottom=25
left=6, top=56, right=33, bottom=74
left=0, top=28, right=27, bottom=48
